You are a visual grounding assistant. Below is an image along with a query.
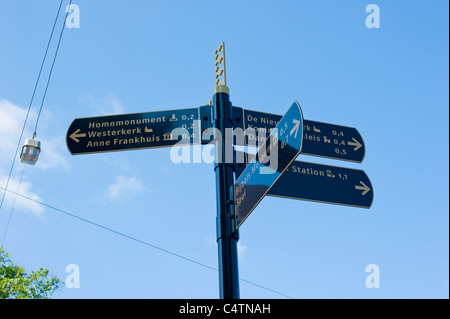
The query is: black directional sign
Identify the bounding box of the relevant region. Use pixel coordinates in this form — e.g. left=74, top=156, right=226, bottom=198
left=234, top=101, right=304, bottom=230
left=232, top=107, right=365, bottom=163
left=66, top=107, right=212, bottom=155
left=235, top=152, right=373, bottom=209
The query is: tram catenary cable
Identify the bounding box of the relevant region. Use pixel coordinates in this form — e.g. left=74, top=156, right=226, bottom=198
left=0, top=0, right=66, bottom=214
left=0, top=185, right=294, bottom=299
left=1, top=0, right=73, bottom=253
left=33, top=0, right=73, bottom=138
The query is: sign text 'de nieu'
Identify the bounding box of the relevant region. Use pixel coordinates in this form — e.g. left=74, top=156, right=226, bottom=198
left=232, top=107, right=365, bottom=163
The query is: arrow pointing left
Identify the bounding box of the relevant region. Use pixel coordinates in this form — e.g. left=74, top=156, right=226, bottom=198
left=69, top=129, right=86, bottom=143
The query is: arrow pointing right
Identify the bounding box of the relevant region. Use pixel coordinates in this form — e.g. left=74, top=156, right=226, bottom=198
left=355, top=181, right=371, bottom=196
left=348, top=138, right=363, bottom=151
left=234, top=108, right=366, bottom=163
left=69, top=129, right=86, bottom=143
left=235, top=152, right=374, bottom=209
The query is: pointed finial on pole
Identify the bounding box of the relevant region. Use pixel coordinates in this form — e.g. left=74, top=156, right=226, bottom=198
left=214, top=42, right=229, bottom=94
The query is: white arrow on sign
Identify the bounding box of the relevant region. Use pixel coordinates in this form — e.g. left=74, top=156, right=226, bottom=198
left=355, top=181, right=371, bottom=196
left=290, top=119, right=301, bottom=138
left=69, top=129, right=86, bottom=143
left=348, top=137, right=362, bottom=151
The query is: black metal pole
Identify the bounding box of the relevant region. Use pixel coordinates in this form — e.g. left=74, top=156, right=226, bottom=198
left=213, top=85, right=240, bottom=299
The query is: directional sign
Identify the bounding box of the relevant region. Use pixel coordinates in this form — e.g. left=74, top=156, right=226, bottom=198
left=66, top=107, right=211, bottom=155
left=235, top=152, right=373, bottom=208
left=234, top=101, right=304, bottom=230
left=232, top=107, right=365, bottom=163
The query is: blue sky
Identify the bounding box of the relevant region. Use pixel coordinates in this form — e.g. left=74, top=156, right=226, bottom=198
left=0, top=0, right=448, bottom=299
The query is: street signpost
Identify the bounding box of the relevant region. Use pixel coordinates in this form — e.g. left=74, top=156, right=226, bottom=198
left=235, top=152, right=373, bottom=209
left=66, top=107, right=214, bottom=155
left=233, top=101, right=304, bottom=230
left=65, top=42, right=373, bottom=300
left=232, top=107, right=365, bottom=163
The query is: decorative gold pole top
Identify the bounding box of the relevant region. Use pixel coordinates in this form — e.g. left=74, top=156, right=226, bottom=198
left=213, top=42, right=229, bottom=94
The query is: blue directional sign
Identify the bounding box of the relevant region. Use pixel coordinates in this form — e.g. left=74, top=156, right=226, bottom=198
left=235, top=152, right=373, bottom=209
left=232, top=107, right=365, bottom=163
left=234, top=101, right=304, bottom=230
left=66, top=107, right=211, bottom=155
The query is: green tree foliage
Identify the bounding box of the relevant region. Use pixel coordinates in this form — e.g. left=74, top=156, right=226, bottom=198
left=0, top=248, right=62, bottom=299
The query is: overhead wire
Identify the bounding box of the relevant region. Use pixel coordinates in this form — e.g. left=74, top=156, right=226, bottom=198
left=0, top=185, right=295, bottom=299
left=0, top=0, right=66, bottom=215
left=33, top=0, right=73, bottom=138
left=0, top=0, right=294, bottom=300
left=0, top=166, right=26, bottom=248
left=1, top=0, right=74, bottom=250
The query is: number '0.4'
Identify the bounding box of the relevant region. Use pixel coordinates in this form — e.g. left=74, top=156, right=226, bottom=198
left=332, top=130, right=344, bottom=136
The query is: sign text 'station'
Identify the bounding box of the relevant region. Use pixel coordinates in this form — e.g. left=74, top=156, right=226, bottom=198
left=235, top=152, right=373, bottom=209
